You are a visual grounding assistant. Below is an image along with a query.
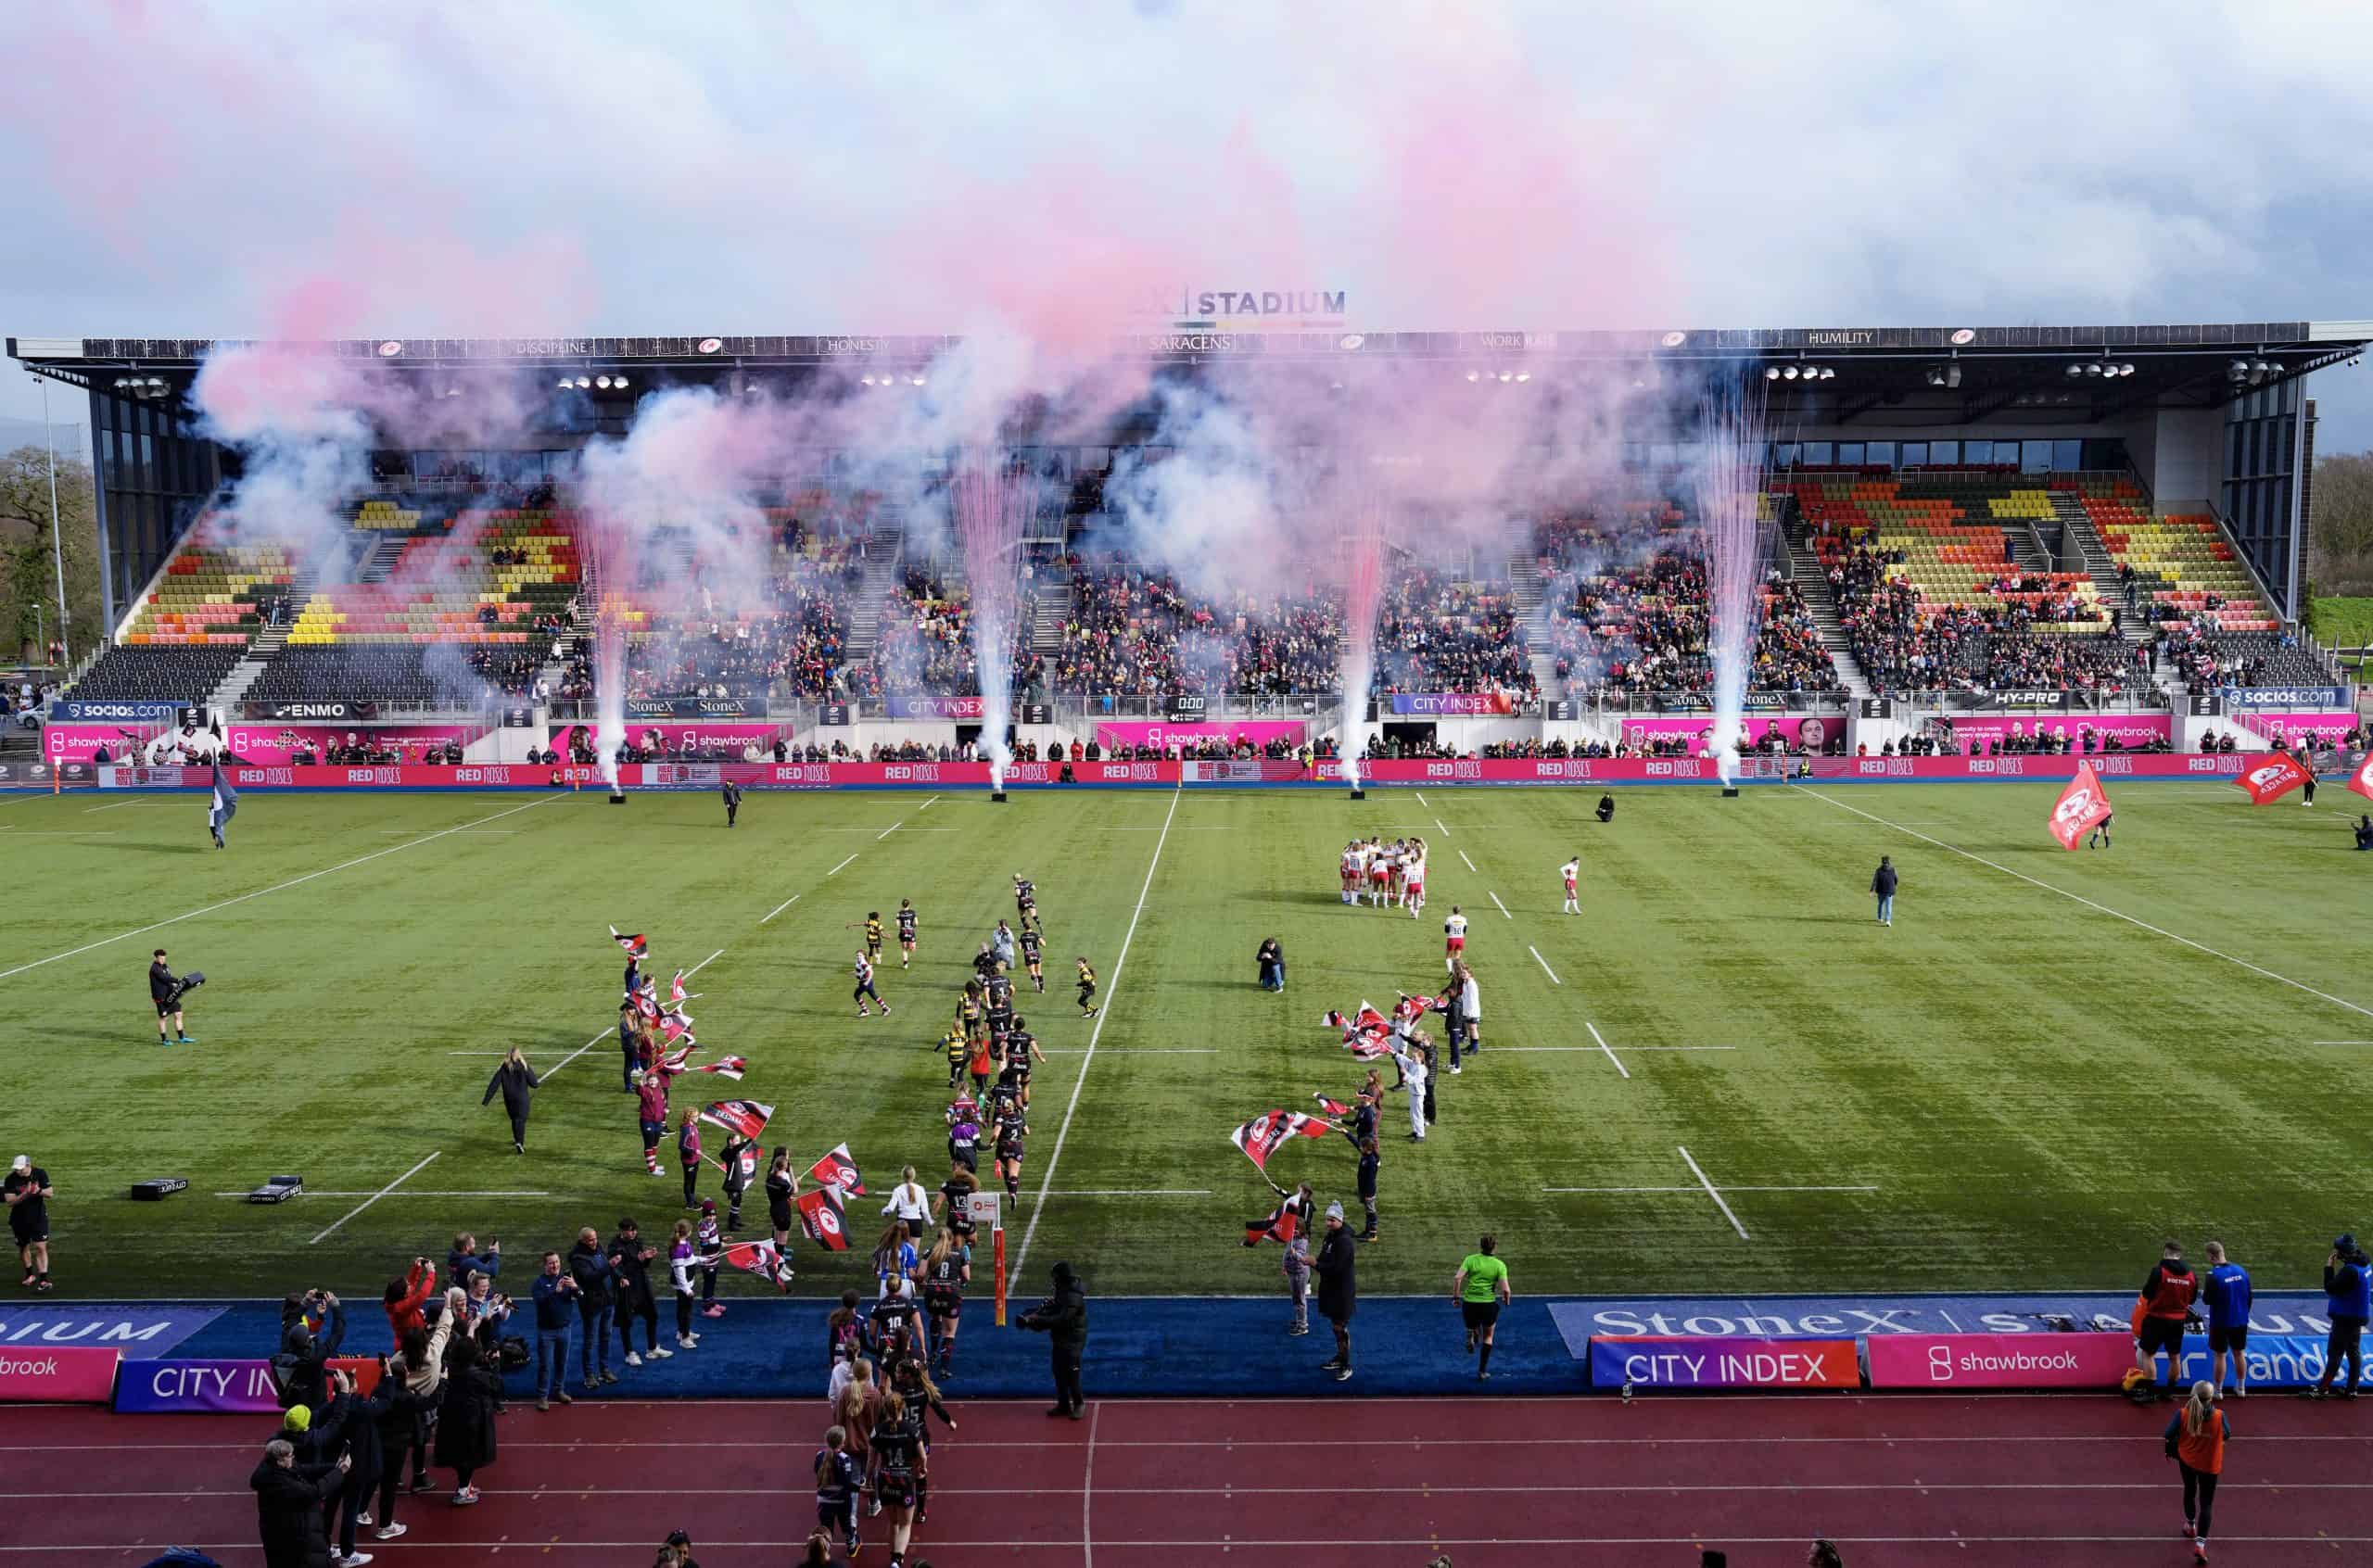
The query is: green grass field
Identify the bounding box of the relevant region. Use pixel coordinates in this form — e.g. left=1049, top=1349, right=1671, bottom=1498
left=5, top=778, right=2369, bottom=1303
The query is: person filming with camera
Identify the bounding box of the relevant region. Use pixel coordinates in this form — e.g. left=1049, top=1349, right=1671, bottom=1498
left=150, top=947, right=200, bottom=1046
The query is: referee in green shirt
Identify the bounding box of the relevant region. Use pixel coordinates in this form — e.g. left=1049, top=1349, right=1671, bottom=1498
left=1453, top=1234, right=1512, bottom=1380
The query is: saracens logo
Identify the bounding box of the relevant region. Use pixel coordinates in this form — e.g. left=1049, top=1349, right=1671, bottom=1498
left=2053, top=787, right=2098, bottom=825
left=813, top=1205, right=842, bottom=1239
left=2247, top=764, right=2289, bottom=789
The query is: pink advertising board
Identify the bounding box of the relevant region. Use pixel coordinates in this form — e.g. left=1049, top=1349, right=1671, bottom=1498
left=1945, top=714, right=2171, bottom=748
left=1612, top=715, right=1848, bottom=752
left=551, top=721, right=790, bottom=756
left=220, top=724, right=484, bottom=764
left=1865, top=1333, right=2134, bottom=1389
left=0, top=1345, right=119, bottom=1403
left=2233, top=713, right=2360, bottom=744
left=1092, top=720, right=1306, bottom=750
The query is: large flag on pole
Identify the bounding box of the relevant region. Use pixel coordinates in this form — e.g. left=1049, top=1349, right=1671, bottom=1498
left=1229, top=1109, right=1330, bottom=1174
left=2347, top=750, right=2373, bottom=803
left=609, top=926, right=650, bottom=958
left=692, top=1056, right=748, bottom=1081
left=805, top=1143, right=867, bottom=1196
left=2235, top=752, right=2312, bottom=804
left=1242, top=1190, right=1311, bottom=1247
left=2047, top=761, right=2113, bottom=850
left=795, top=1184, right=850, bottom=1250
left=697, top=1099, right=774, bottom=1141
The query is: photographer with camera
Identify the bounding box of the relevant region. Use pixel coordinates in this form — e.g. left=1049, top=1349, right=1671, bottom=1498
left=276, top=1288, right=346, bottom=1417
left=149, top=947, right=198, bottom=1047
left=2309, top=1233, right=2369, bottom=1399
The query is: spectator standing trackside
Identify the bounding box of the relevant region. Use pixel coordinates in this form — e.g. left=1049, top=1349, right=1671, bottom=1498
left=1872, top=855, right=1897, bottom=927
left=1017, top=1260, right=1087, bottom=1419
left=2309, top=1233, right=2368, bottom=1399
left=721, top=778, right=742, bottom=828
left=529, top=1251, right=577, bottom=1411
left=2135, top=1240, right=2199, bottom=1399
left=1453, top=1235, right=1512, bottom=1380
left=250, top=1436, right=349, bottom=1568
left=608, top=1220, right=670, bottom=1369
left=566, top=1228, right=619, bottom=1391
left=1314, top=1202, right=1357, bottom=1382
left=432, top=1336, right=500, bottom=1505
left=2201, top=1242, right=2252, bottom=1398
left=2164, top=1380, right=2229, bottom=1563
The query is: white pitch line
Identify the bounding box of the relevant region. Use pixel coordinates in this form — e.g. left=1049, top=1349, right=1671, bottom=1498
left=760, top=891, right=802, bottom=924
left=876, top=817, right=907, bottom=841
left=308, top=1152, right=439, bottom=1246
left=1544, top=1184, right=1879, bottom=1195
left=82, top=799, right=145, bottom=813
left=1434, top=817, right=1452, bottom=838
left=917, top=795, right=939, bottom=811
left=1458, top=849, right=1478, bottom=874
left=0, top=793, right=562, bottom=983
left=1586, top=1020, right=1628, bottom=1078
left=1531, top=945, right=1563, bottom=985
left=1791, top=785, right=2373, bottom=1021
left=1677, top=1145, right=1749, bottom=1241
left=1415, top=791, right=1429, bottom=807
left=0, top=829, right=121, bottom=835
left=827, top=853, right=858, bottom=877
left=1083, top=1402, right=1100, bottom=1568
left=1489, top=891, right=1511, bottom=919
left=217, top=1190, right=555, bottom=1199
left=1015, top=787, right=1181, bottom=1282
left=1040, top=1189, right=1211, bottom=1196
left=1038, top=1047, right=1216, bottom=1056
left=1492, top=1045, right=1739, bottom=1054
left=2315, top=1041, right=2373, bottom=1046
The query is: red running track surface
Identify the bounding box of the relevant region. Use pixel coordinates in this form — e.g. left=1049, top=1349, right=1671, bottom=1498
left=2, top=1393, right=2367, bottom=1566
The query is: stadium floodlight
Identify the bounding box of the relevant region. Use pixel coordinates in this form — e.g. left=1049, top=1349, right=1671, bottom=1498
left=909, top=374, right=926, bottom=387
left=2086, top=361, right=2104, bottom=376
left=1764, top=366, right=1782, bottom=381
left=556, top=377, right=574, bottom=390
left=146, top=377, right=167, bottom=397
left=575, top=375, right=592, bottom=389
left=1466, top=370, right=1480, bottom=383
left=1514, top=372, right=1531, bottom=383
left=2065, top=362, right=2086, bottom=377
left=2228, top=360, right=2251, bottom=381
left=859, top=375, right=876, bottom=386
left=1819, top=366, right=1835, bottom=380
left=593, top=375, right=611, bottom=390
left=1497, top=371, right=1513, bottom=383
left=2117, top=362, right=2134, bottom=376
left=614, top=374, right=631, bottom=390
left=1782, top=365, right=1800, bottom=380
left=1924, top=367, right=1945, bottom=386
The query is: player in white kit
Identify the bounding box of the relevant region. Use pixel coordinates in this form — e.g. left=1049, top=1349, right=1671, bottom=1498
left=1559, top=856, right=1581, bottom=915
left=1442, top=906, right=1467, bottom=974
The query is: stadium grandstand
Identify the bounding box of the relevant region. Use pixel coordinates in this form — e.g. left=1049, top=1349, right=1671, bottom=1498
left=11, top=322, right=2366, bottom=765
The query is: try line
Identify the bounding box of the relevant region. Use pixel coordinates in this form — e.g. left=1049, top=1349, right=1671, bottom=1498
left=1014, top=787, right=1182, bottom=1282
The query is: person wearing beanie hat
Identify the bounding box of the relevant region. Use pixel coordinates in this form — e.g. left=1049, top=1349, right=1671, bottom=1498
left=1314, top=1203, right=1357, bottom=1382
left=1017, top=1260, right=1088, bottom=1418
left=283, top=1404, right=311, bottom=1434
left=2310, top=1233, right=2369, bottom=1398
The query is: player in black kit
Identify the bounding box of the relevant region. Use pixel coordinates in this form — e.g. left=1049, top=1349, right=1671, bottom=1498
left=1003, top=1017, right=1046, bottom=1109
left=1019, top=923, right=1044, bottom=992
left=992, top=1108, right=1030, bottom=1200
left=895, top=898, right=918, bottom=968
left=1013, top=873, right=1036, bottom=929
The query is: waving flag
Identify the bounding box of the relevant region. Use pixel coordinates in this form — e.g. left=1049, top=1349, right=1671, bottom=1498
left=1230, top=1109, right=1330, bottom=1173
left=795, top=1183, right=850, bottom=1250
left=693, top=1056, right=748, bottom=1081
left=2235, top=753, right=2311, bottom=804
left=669, top=968, right=690, bottom=1002
left=722, top=1238, right=793, bottom=1291
left=2047, top=761, right=2114, bottom=850
left=655, top=1045, right=694, bottom=1076
left=658, top=1007, right=695, bottom=1046
left=1243, top=1191, right=1311, bottom=1247
left=1312, top=1094, right=1351, bottom=1118
left=609, top=926, right=650, bottom=958
left=698, top=1099, right=774, bottom=1141
left=805, top=1142, right=867, bottom=1196
left=2347, top=751, right=2373, bottom=803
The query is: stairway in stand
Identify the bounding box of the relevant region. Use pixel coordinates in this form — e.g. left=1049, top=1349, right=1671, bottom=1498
left=844, top=520, right=906, bottom=661
left=1781, top=532, right=1871, bottom=701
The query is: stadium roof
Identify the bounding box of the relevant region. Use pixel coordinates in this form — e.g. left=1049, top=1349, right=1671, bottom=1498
left=15, top=321, right=2369, bottom=428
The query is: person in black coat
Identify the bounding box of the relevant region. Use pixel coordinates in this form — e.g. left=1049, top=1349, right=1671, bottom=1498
left=320, top=1370, right=393, bottom=1560
left=482, top=1048, right=540, bottom=1154
left=1595, top=791, right=1615, bottom=824
left=1313, top=1202, right=1358, bottom=1382
left=366, top=1347, right=435, bottom=1542
left=250, top=1437, right=348, bottom=1568
left=1255, top=937, right=1284, bottom=993
left=275, top=1292, right=345, bottom=1415
left=721, top=778, right=742, bottom=827
left=1017, top=1260, right=1088, bottom=1419
left=433, top=1336, right=501, bottom=1505
left=1871, top=854, right=1898, bottom=928
left=606, top=1218, right=666, bottom=1369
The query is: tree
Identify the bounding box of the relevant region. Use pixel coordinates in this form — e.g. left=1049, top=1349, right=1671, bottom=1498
left=0, top=446, right=104, bottom=668
left=2307, top=449, right=2373, bottom=594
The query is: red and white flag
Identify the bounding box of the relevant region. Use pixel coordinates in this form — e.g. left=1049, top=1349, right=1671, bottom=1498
left=698, top=1099, right=774, bottom=1141
left=1312, top=1094, right=1351, bottom=1118
left=655, top=1045, right=694, bottom=1076
left=2347, top=751, right=2373, bottom=803
left=669, top=968, right=690, bottom=1002
left=658, top=1007, right=694, bottom=1045
left=1229, top=1109, right=1329, bottom=1173
left=722, top=1238, right=793, bottom=1290
left=609, top=926, right=649, bottom=958
left=633, top=988, right=660, bottom=1023
left=795, top=1183, right=850, bottom=1251
left=1243, top=1190, right=1310, bottom=1247
left=2235, top=752, right=2312, bottom=804
left=693, top=1056, right=748, bottom=1081
left=2047, top=761, right=2114, bottom=851
left=805, top=1142, right=866, bottom=1196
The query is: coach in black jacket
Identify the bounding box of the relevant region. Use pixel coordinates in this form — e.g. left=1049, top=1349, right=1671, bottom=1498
left=482, top=1049, right=540, bottom=1154
left=250, top=1437, right=347, bottom=1568
left=1019, top=1260, right=1088, bottom=1418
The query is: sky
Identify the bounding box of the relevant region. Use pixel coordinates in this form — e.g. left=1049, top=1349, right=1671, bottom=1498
left=2, top=0, right=2368, bottom=449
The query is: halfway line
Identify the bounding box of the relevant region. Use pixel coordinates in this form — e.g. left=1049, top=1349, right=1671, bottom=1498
left=1531, top=945, right=1563, bottom=985
left=1015, top=786, right=1181, bottom=1282
left=309, top=1152, right=439, bottom=1246
left=1587, top=1020, right=1627, bottom=1078
left=1790, top=785, right=2373, bottom=1021
left=1678, top=1144, right=1749, bottom=1241
left=0, top=794, right=563, bottom=983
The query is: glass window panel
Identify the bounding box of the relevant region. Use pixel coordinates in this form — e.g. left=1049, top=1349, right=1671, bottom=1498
left=2021, top=440, right=2050, bottom=473
left=1930, top=440, right=1959, bottom=466
left=1773, top=442, right=1800, bottom=469
left=1802, top=441, right=1833, bottom=466
left=1964, top=440, right=1990, bottom=464
left=1866, top=441, right=1896, bottom=467
left=2053, top=439, right=2082, bottom=472
left=1837, top=443, right=1865, bottom=466
left=1900, top=443, right=1927, bottom=467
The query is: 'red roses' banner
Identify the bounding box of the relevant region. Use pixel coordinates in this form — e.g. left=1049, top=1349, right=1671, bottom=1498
left=2047, top=761, right=2113, bottom=850
left=2348, top=752, right=2373, bottom=803
left=2234, top=752, right=2312, bottom=804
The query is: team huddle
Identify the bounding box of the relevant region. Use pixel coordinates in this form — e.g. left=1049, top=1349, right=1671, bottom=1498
left=1338, top=835, right=1428, bottom=916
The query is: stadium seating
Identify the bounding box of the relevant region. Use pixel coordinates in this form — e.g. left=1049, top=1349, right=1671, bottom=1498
left=621, top=515, right=865, bottom=704
left=121, top=538, right=295, bottom=648
left=66, top=643, right=244, bottom=702
left=1052, top=563, right=1342, bottom=699
left=286, top=508, right=578, bottom=652
left=2081, top=495, right=2278, bottom=632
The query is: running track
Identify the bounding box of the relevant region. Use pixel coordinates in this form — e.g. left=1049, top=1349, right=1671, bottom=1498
left=4, top=1395, right=2367, bottom=1564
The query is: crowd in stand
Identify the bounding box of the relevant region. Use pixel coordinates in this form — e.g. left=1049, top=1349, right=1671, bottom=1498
left=1371, top=571, right=1532, bottom=697
left=1832, top=548, right=2141, bottom=700
left=875, top=568, right=1043, bottom=700
left=1543, top=550, right=1834, bottom=700
left=1052, top=563, right=1343, bottom=699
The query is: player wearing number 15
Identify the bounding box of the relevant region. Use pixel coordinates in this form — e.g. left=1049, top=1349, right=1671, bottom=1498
left=1453, top=1235, right=1512, bottom=1381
